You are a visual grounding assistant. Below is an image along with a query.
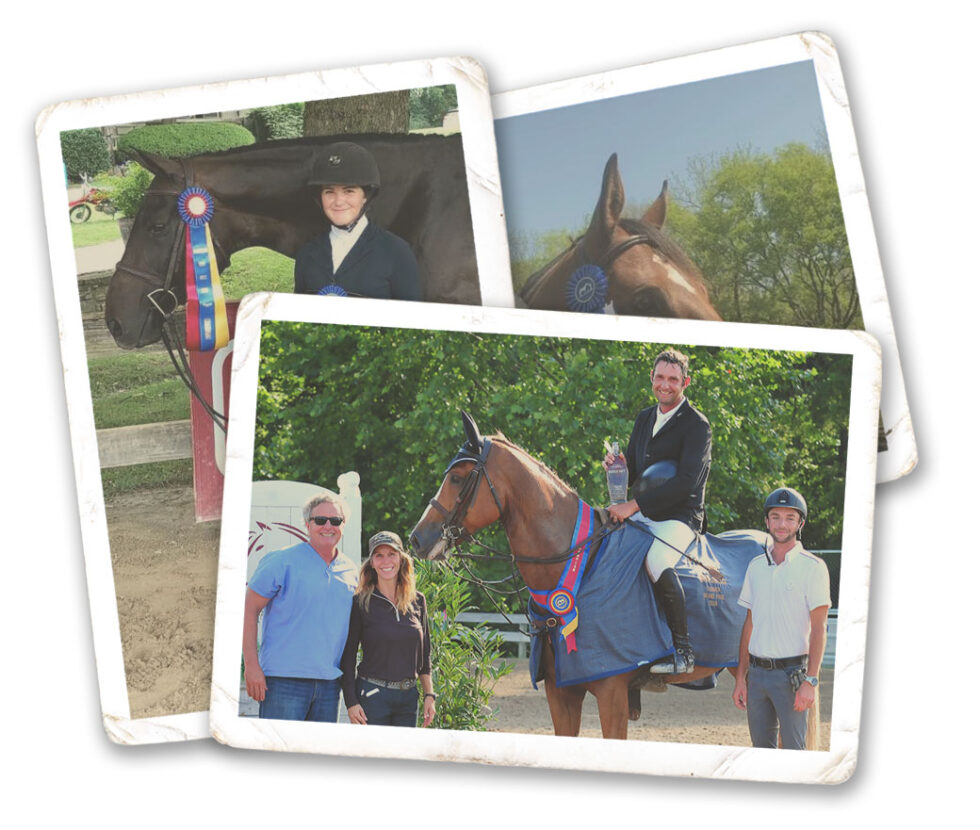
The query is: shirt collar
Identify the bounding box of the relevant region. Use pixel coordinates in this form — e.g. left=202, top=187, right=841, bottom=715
left=766, top=539, right=803, bottom=564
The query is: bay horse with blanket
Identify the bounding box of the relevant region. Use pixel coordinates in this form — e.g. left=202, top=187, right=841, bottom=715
left=410, top=412, right=819, bottom=745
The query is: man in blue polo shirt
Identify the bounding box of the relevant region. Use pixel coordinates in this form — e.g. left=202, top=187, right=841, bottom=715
left=243, top=491, right=359, bottom=722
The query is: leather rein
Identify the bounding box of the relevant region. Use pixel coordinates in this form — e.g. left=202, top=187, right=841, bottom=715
left=113, top=159, right=229, bottom=430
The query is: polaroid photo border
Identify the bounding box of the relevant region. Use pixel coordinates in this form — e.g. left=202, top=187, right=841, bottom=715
left=211, top=293, right=880, bottom=784
left=492, top=31, right=914, bottom=483
left=36, top=56, right=511, bottom=744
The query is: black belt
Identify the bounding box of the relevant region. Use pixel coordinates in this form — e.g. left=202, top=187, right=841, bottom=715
left=749, top=654, right=807, bottom=670
left=359, top=674, right=416, bottom=691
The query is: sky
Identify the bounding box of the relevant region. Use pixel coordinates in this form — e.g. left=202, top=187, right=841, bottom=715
left=495, top=60, right=827, bottom=241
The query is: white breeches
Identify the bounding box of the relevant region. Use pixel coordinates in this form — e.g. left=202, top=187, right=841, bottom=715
left=632, top=517, right=696, bottom=582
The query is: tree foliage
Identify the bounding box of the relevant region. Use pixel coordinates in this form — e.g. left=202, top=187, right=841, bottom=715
left=254, top=323, right=850, bottom=610
left=60, top=128, right=112, bottom=180
left=248, top=103, right=305, bottom=141
left=409, top=85, right=458, bottom=130
left=668, top=144, right=862, bottom=328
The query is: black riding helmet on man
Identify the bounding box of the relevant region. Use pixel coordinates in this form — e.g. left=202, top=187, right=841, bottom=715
left=294, top=141, right=421, bottom=300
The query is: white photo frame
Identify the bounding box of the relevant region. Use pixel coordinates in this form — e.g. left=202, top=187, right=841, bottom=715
left=492, top=31, right=914, bottom=483
left=36, top=56, right=512, bottom=743
left=211, top=292, right=880, bottom=785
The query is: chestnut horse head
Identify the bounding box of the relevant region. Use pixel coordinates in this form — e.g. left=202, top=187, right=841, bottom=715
left=519, top=154, right=721, bottom=320
left=409, top=411, right=580, bottom=590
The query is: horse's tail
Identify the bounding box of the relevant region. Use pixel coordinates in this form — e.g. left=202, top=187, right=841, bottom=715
left=806, top=686, right=821, bottom=751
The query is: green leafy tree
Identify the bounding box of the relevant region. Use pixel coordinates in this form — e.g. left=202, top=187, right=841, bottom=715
left=670, top=144, right=862, bottom=329
left=409, top=85, right=459, bottom=130
left=60, top=128, right=112, bottom=180
left=254, top=324, right=850, bottom=610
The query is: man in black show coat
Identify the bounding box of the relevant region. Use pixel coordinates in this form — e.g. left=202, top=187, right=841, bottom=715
left=604, top=348, right=712, bottom=675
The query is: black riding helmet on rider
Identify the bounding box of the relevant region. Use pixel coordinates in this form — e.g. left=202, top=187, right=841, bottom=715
left=308, top=142, right=381, bottom=231
left=763, top=487, right=807, bottom=539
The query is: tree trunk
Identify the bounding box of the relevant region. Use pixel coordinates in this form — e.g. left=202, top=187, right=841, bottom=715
left=303, top=92, right=411, bottom=136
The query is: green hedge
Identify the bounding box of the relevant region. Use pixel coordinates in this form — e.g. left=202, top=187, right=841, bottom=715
left=116, top=122, right=255, bottom=161
left=247, top=103, right=305, bottom=141
left=61, top=128, right=112, bottom=180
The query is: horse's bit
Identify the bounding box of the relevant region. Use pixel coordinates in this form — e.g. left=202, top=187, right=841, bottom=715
left=113, top=159, right=229, bottom=429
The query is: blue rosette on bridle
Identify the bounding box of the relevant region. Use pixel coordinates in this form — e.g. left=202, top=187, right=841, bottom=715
left=318, top=284, right=349, bottom=296
left=565, top=264, right=608, bottom=313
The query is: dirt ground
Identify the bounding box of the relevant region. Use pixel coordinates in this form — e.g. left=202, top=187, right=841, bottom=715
left=108, top=486, right=220, bottom=719
left=108, top=485, right=832, bottom=748
left=487, top=660, right=832, bottom=748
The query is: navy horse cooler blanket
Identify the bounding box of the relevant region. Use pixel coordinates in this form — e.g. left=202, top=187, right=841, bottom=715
left=529, top=508, right=766, bottom=689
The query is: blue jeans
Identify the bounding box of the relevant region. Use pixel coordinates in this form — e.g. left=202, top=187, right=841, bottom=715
left=260, top=676, right=342, bottom=722
left=356, top=678, right=418, bottom=727
left=746, top=665, right=808, bottom=749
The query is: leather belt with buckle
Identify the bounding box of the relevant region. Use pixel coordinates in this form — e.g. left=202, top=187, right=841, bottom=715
left=749, top=654, right=807, bottom=670
left=359, top=674, right=416, bottom=691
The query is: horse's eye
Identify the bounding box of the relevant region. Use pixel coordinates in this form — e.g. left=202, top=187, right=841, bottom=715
left=149, top=223, right=168, bottom=236
left=449, top=474, right=462, bottom=486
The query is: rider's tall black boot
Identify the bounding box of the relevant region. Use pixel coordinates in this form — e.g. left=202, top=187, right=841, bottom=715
left=651, top=568, right=696, bottom=674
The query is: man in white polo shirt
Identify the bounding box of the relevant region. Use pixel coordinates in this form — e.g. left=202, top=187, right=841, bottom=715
left=732, top=488, right=831, bottom=749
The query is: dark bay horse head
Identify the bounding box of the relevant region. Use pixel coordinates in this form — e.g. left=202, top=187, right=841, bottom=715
left=409, top=411, right=580, bottom=589
left=105, top=135, right=478, bottom=349
left=519, top=154, right=721, bottom=320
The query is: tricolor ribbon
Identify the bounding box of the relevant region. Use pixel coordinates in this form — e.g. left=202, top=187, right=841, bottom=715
left=178, top=187, right=229, bottom=351
left=528, top=500, right=595, bottom=654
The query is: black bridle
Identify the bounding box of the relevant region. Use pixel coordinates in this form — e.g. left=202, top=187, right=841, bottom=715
left=519, top=224, right=660, bottom=307
left=113, top=160, right=229, bottom=430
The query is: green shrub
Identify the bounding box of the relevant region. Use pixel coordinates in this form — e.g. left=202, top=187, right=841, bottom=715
left=416, top=561, right=513, bottom=730
left=101, top=162, right=154, bottom=218
left=248, top=103, right=304, bottom=140
left=117, top=122, right=254, bottom=161
left=61, top=128, right=112, bottom=180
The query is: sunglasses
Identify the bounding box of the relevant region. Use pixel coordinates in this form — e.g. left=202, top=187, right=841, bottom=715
left=310, top=516, right=344, bottom=526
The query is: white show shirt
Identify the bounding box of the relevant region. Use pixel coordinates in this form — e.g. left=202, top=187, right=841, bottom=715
left=650, top=397, right=684, bottom=439
left=330, top=214, right=368, bottom=272
left=737, top=541, right=831, bottom=659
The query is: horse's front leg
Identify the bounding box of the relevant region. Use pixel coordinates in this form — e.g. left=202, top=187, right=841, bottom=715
left=594, top=677, right=630, bottom=740
left=544, top=678, right=586, bottom=737
left=542, top=640, right=586, bottom=736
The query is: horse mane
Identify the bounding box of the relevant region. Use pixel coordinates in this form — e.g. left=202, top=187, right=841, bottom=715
left=618, top=217, right=710, bottom=293
left=490, top=432, right=580, bottom=499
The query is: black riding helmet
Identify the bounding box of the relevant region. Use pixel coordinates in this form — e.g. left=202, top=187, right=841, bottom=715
left=763, top=487, right=808, bottom=523
left=308, top=142, right=381, bottom=199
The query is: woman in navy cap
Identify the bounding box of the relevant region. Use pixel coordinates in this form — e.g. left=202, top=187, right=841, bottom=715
left=340, top=530, right=436, bottom=727
left=294, top=142, right=421, bottom=300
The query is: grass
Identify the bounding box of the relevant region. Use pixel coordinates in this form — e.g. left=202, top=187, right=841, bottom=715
left=88, top=245, right=292, bottom=493
left=89, top=352, right=190, bottom=429
left=101, top=459, right=193, bottom=499
left=71, top=210, right=121, bottom=248
left=221, top=247, right=294, bottom=298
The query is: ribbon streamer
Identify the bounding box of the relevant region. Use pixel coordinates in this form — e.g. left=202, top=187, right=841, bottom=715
left=179, top=187, right=229, bottom=351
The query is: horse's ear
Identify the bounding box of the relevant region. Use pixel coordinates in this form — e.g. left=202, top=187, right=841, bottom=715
left=642, top=180, right=669, bottom=230
left=123, top=149, right=182, bottom=181
left=461, top=410, right=483, bottom=450
left=584, top=153, right=625, bottom=258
